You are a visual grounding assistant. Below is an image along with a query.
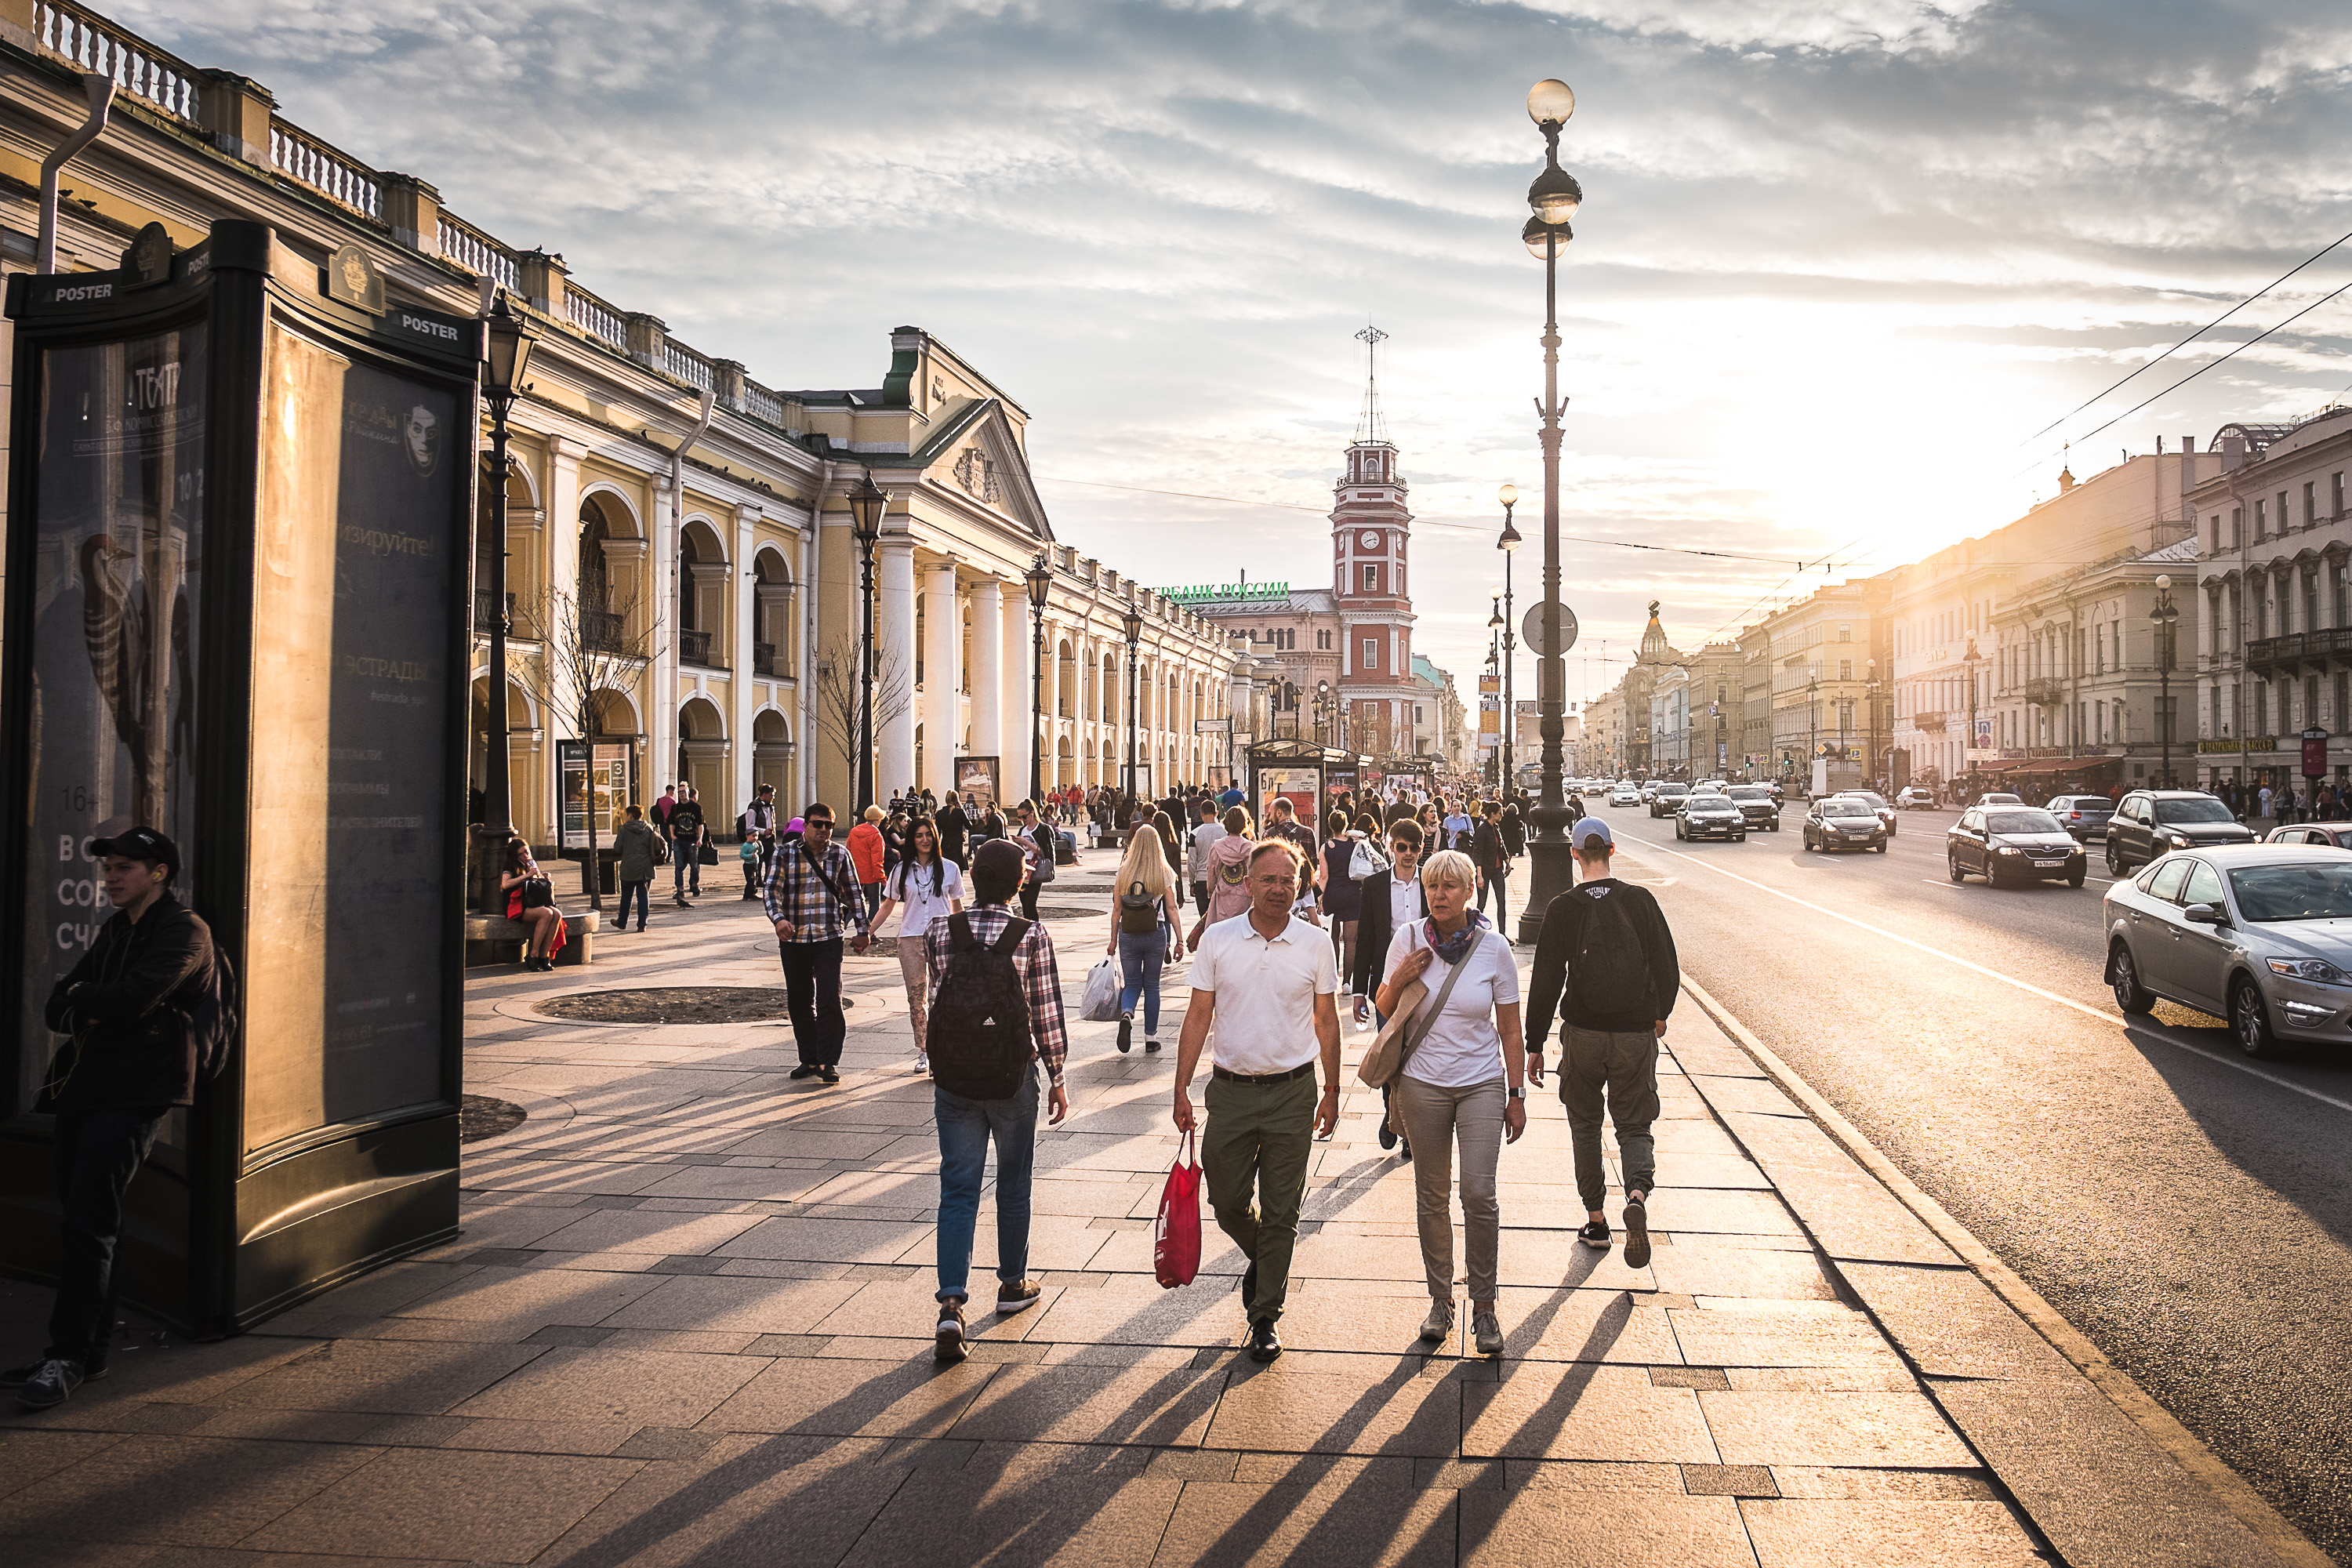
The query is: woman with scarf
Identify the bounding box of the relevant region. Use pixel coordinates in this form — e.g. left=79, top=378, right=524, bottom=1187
left=1373, top=848, right=1526, bottom=1359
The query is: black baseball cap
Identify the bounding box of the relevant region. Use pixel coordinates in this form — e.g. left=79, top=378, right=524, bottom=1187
left=90, top=826, right=180, bottom=878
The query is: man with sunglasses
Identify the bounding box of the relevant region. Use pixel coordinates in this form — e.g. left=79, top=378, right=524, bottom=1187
left=765, top=804, right=870, bottom=1084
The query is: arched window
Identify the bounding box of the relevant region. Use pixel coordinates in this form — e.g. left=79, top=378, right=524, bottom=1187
left=578, top=495, right=619, bottom=651
left=1057, top=641, right=1075, bottom=717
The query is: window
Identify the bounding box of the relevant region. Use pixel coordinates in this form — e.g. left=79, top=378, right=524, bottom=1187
left=2336, top=473, right=2346, bottom=520
left=2281, top=492, right=2292, bottom=533
left=1839, top=659, right=1853, bottom=681
left=2232, top=507, right=2243, bottom=548
left=2256, top=499, right=2269, bottom=536
left=1415, top=705, right=1425, bottom=722
left=2306, top=481, right=2318, bottom=527
left=1838, top=624, right=1851, bottom=643
left=1363, top=638, right=1379, bottom=670
left=1363, top=563, right=1382, bottom=593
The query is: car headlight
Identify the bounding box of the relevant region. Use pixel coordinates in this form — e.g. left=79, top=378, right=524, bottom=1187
left=1995, top=846, right=2023, bottom=856
left=2267, top=956, right=2352, bottom=985
left=2165, top=833, right=2192, bottom=848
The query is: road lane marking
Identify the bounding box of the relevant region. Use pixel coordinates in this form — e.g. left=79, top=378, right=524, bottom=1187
left=1613, top=826, right=2352, bottom=1116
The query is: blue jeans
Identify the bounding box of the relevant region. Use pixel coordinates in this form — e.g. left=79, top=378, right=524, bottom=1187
left=1118, top=928, right=1164, bottom=1033
left=617, top=880, right=649, bottom=929
left=672, top=844, right=700, bottom=896
left=934, top=1064, right=1040, bottom=1301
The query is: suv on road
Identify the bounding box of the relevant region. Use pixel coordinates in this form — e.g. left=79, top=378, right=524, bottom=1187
left=2104, top=789, right=2256, bottom=874
left=2045, top=793, right=2116, bottom=843
left=1648, top=782, right=1691, bottom=818
left=1896, top=786, right=1936, bottom=810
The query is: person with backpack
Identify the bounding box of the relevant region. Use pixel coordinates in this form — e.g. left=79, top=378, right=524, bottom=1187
left=873, top=816, right=964, bottom=1077
left=1524, top=816, right=1679, bottom=1270
left=924, top=839, right=1069, bottom=1362
left=1187, top=798, right=1224, bottom=917
left=9, top=828, right=213, bottom=1412
left=1472, top=800, right=1511, bottom=931
left=1106, top=825, right=1186, bottom=1054
left=1189, top=806, right=1257, bottom=947
left=764, top=804, right=871, bottom=1085
left=1172, top=838, right=1343, bottom=1365
left=613, top=804, right=659, bottom=933
left=739, top=785, right=778, bottom=901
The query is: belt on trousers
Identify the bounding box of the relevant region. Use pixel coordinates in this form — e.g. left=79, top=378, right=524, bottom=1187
left=1210, top=1063, right=1316, bottom=1086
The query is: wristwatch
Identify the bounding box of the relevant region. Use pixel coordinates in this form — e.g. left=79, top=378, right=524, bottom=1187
left=1507, top=1087, right=1526, bottom=1100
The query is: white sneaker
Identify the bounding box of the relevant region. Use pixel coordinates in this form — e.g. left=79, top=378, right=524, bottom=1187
left=915, top=1053, right=930, bottom=1076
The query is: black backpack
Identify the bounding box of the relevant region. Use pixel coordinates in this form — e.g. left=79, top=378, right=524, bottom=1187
left=190, top=939, right=240, bottom=1084
left=1567, top=884, right=1652, bottom=1019
left=926, top=913, right=1034, bottom=1099
left=1119, top=880, right=1159, bottom=935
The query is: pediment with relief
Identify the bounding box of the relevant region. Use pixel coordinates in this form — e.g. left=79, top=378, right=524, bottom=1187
left=920, top=399, right=1053, bottom=544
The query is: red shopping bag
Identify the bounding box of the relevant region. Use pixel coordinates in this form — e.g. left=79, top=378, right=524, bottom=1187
left=1154, top=1131, right=1202, bottom=1288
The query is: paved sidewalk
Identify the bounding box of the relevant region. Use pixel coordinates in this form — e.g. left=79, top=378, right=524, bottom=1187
left=0, top=864, right=2303, bottom=1565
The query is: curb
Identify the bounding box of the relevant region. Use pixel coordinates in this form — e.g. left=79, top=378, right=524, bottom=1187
left=1678, top=974, right=2329, bottom=1568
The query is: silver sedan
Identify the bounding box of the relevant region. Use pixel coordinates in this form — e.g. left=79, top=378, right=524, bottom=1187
left=2103, top=844, right=2352, bottom=1058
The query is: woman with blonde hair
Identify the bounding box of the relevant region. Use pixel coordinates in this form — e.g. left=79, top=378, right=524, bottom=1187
left=1107, top=821, right=1187, bottom=1053
left=1374, top=847, right=1526, bottom=1357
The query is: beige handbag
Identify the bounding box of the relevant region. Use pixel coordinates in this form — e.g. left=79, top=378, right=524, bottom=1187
left=1356, top=927, right=1483, bottom=1091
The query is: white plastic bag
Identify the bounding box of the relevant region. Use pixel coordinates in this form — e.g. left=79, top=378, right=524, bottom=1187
left=1081, top=957, right=1122, bottom=1022
left=1348, top=836, right=1389, bottom=880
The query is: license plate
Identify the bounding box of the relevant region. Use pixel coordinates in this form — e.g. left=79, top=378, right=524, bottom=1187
left=2034, top=859, right=2064, bottom=867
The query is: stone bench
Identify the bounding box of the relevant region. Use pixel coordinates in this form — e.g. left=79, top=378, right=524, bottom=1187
left=464, top=909, right=600, bottom=969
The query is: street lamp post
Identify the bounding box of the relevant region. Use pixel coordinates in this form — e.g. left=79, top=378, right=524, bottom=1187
left=1517, top=78, right=1583, bottom=944
left=1121, top=601, right=1145, bottom=805
left=847, top=477, right=887, bottom=813
left=1807, top=676, right=1820, bottom=791
left=470, top=291, right=535, bottom=913
left=1026, top=554, right=1053, bottom=803
left=1316, top=678, right=1331, bottom=745
left=1497, top=485, right=1522, bottom=802
left=1864, top=659, right=1880, bottom=789
left=2152, top=574, right=2179, bottom=789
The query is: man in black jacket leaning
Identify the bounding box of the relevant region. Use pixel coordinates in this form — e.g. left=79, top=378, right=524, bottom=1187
left=8, top=826, right=212, bottom=1411
left=1524, top=817, right=1677, bottom=1271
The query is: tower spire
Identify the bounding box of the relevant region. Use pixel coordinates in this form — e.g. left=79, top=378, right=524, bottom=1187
left=1353, top=324, right=1388, bottom=445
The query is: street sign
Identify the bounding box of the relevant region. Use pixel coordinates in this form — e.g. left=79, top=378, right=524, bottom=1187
left=1193, top=717, right=1229, bottom=733
left=1522, top=604, right=1578, bottom=656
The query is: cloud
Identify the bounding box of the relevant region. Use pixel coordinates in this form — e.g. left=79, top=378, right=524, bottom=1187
left=118, top=0, right=2352, bottom=687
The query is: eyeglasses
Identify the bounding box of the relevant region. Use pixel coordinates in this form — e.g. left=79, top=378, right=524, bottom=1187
left=806, top=819, right=835, bottom=831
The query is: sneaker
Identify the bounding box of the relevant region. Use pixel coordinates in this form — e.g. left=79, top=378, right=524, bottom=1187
left=934, top=1298, right=969, bottom=1363
left=996, top=1279, right=1043, bottom=1315
left=1247, top=1318, right=1282, bottom=1363
left=789, top=1065, right=818, bottom=1080
left=15, top=1358, right=82, bottom=1410
left=1143, top=1036, right=1161, bottom=1053
left=636, top=924, right=647, bottom=933
left=1419, top=1301, right=1455, bottom=1343
left=1622, top=1193, right=1651, bottom=1270
left=914, top=1053, right=930, bottom=1076
left=1117, top=1015, right=1132, bottom=1053
left=1577, top=1219, right=1611, bottom=1249
left=1473, top=1310, right=1504, bottom=1357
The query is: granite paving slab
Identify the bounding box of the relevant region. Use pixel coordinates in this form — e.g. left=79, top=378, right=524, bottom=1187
left=240, top=1446, right=643, bottom=1563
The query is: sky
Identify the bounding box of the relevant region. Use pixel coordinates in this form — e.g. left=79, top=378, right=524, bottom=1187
left=136, top=0, right=2352, bottom=698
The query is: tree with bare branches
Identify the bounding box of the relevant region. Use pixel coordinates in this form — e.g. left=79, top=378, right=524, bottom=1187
left=814, top=632, right=910, bottom=799
left=515, top=576, right=665, bottom=911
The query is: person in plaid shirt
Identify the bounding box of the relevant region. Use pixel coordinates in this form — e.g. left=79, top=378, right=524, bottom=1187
left=765, top=802, right=869, bottom=1085
left=923, top=840, right=1070, bottom=1361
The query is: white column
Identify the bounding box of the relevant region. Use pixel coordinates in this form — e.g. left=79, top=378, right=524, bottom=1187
left=923, top=560, right=961, bottom=797
left=878, top=534, right=917, bottom=797
left=1002, top=588, right=1029, bottom=800
left=800, top=517, right=822, bottom=812
left=542, top=440, right=583, bottom=813
left=651, top=471, right=680, bottom=798
left=732, top=503, right=760, bottom=815
left=971, top=575, right=1005, bottom=771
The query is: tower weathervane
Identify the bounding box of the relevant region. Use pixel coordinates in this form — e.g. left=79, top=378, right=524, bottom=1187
left=1354, top=325, right=1388, bottom=445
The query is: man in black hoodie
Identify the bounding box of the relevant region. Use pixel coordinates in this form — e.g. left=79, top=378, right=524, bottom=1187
left=8, top=827, right=212, bottom=1411
left=1523, top=816, right=1676, bottom=1272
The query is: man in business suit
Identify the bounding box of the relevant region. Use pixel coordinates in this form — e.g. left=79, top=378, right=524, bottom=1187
left=1350, top=817, right=1427, bottom=1160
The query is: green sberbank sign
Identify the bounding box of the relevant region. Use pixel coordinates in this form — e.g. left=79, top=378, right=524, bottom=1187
left=1163, top=582, right=1291, bottom=604
left=2199, top=737, right=2278, bottom=753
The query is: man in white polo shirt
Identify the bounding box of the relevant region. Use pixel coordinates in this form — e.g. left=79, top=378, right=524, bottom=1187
left=1173, top=837, right=1341, bottom=1363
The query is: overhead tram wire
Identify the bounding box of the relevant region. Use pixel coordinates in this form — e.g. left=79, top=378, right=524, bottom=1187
left=1040, top=475, right=1838, bottom=572
left=2020, top=224, right=2352, bottom=447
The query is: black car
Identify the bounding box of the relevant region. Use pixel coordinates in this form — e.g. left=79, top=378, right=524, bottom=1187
left=1802, top=798, right=1888, bottom=852
left=1649, top=782, right=1691, bottom=818
left=1947, top=805, right=2087, bottom=887
left=1726, top=785, right=1780, bottom=831
left=2045, top=793, right=2116, bottom=843
left=2105, top=789, right=2256, bottom=875
left=1676, top=793, right=1748, bottom=842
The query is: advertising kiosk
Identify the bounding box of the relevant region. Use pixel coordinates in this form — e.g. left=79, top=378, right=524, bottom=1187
left=0, top=220, right=477, bottom=1334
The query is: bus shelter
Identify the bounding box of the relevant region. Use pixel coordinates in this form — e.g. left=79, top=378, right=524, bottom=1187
left=1243, top=739, right=1361, bottom=845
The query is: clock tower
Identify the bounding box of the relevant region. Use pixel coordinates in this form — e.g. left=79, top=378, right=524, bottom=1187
left=1333, top=326, right=1417, bottom=760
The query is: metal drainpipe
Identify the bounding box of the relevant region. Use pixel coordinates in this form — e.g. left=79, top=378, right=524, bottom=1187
left=38, top=74, right=117, bottom=274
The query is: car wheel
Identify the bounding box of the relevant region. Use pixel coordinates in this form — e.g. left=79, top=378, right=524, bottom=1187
left=1769, top=820, right=1780, bottom=831
left=1948, top=851, right=1966, bottom=883
left=2109, top=943, right=2154, bottom=1014
left=1875, top=841, right=1888, bottom=853
left=2231, top=978, right=2284, bottom=1059
left=2105, top=841, right=2125, bottom=876
left=1736, top=832, right=1747, bottom=842
left=1802, top=833, right=1813, bottom=851
left=2067, top=868, right=2085, bottom=888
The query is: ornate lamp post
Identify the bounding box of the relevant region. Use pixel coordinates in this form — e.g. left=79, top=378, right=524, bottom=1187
left=1316, top=677, right=1331, bottom=744
left=1807, top=675, right=1820, bottom=790
left=1026, top=554, right=1053, bottom=803
left=1516, top=78, right=1581, bottom=942
left=1121, top=601, right=1145, bottom=803
left=1497, top=484, right=1522, bottom=802
left=470, top=291, right=535, bottom=912
left=847, top=476, right=887, bottom=812
left=2152, top=574, right=2179, bottom=789
left=1864, top=658, right=1880, bottom=788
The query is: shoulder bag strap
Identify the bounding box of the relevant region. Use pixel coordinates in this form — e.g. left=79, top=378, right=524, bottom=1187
left=992, top=917, right=1031, bottom=955
left=1401, top=931, right=1483, bottom=1062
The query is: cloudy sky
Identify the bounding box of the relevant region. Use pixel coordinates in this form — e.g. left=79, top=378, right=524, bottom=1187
left=136, top=0, right=2352, bottom=695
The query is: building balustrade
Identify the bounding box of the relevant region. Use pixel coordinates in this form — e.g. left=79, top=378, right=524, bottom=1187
left=583, top=609, right=626, bottom=654
left=753, top=642, right=775, bottom=676
left=2025, top=676, right=2068, bottom=707
left=679, top=629, right=719, bottom=668
left=474, top=590, right=514, bottom=633
left=2245, top=627, right=2352, bottom=672
left=1909, top=710, right=1947, bottom=732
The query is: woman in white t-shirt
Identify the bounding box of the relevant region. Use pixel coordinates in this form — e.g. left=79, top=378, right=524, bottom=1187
left=869, top=817, right=964, bottom=1076
left=1374, top=848, right=1526, bottom=1358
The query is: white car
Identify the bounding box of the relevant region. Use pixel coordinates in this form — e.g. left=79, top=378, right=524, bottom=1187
left=1896, top=786, right=1936, bottom=810
left=1610, top=784, right=1641, bottom=808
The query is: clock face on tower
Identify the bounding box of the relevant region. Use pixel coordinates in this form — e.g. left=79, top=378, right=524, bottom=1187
left=1359, top=530, right=1381, bottom=550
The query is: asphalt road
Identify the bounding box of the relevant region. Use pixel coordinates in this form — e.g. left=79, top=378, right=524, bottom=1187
left=1582, top=799, right=2352, bottom=1564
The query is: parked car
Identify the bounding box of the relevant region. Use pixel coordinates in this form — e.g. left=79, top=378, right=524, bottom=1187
left=1835, top=790, right=1897, bottom=836
left=1978, top=792, right=2024, bottom=806
left=1649, top=782, right=1692, bottom=818
left=1676, top=793, right=1748, bottom=842
left=1946, top=805, right=2086, bottom=887
left=2045, top=794, right=2116, bottom=843
left=1726, top=784, right=1780, bottom=831
left=1895, top=786, right=1936, bottom=810
left=1609, top=783, right=1641, bottom=808
left=2104, top=845, right=2352, bottom=1057
left=2105, top=789, right=2257, bottom=874
left=1802, top=797, right=1889, bottom=853
left=2267, top=824, right=2352, bottom=848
